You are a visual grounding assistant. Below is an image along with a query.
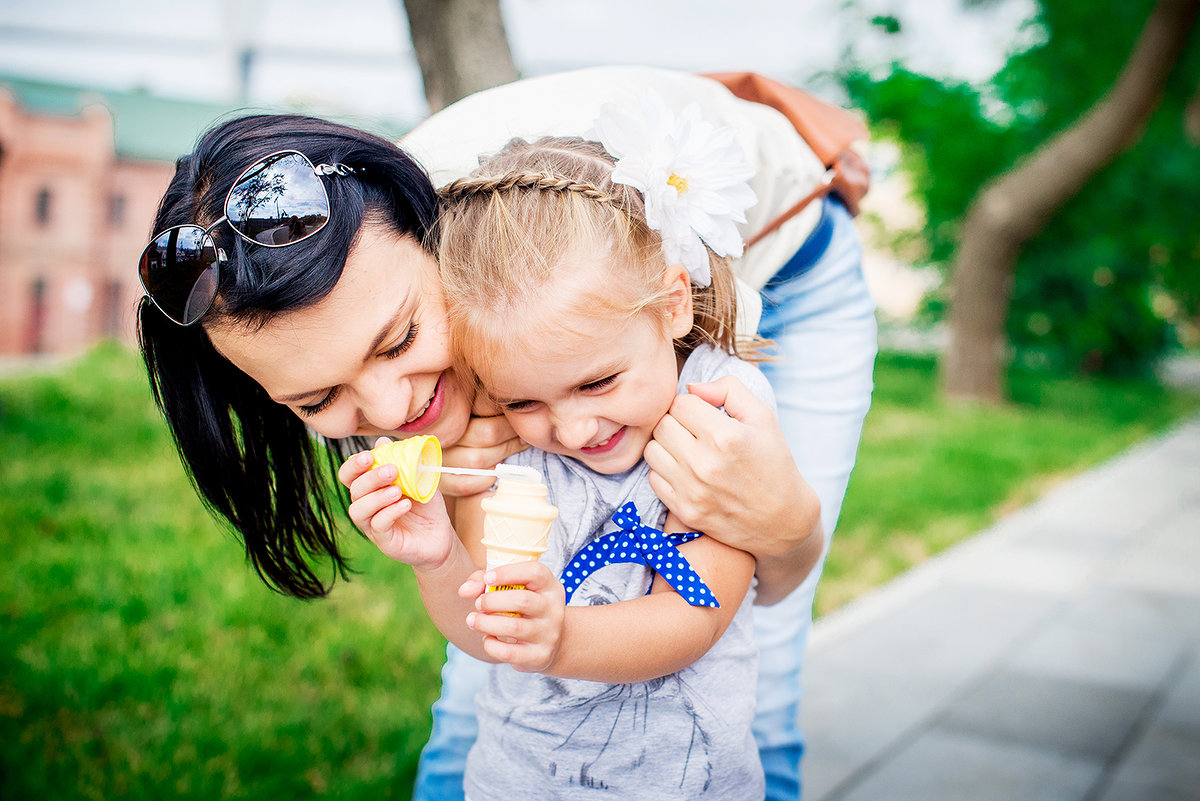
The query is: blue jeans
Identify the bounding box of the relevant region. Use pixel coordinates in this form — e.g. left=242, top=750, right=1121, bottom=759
left=412, top=643, right=487, bottom=801
left=751, top=199, right=878, bottom=800
left=413, top=199, right=877, bottom=801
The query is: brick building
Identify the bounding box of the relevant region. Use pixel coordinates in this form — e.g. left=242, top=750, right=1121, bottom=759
left=0, top=77, right=229, bottom=356
left=0, top=76, right=412, bottom=357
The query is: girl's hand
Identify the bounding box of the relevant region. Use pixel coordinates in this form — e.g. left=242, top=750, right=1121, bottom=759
left=459, top=562, right=566, bottom=673
left=644, top=376, right=823, bottom=600
left=439, top=413, right=527, bottom=497
left=338, top=438, right=456, bottom=570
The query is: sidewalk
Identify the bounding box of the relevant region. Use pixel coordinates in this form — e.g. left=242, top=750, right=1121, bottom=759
left=802, top=414, right=1200, bottom=801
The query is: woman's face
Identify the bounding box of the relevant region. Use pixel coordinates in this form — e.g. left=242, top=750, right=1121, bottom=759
left=206, top=224, right=473, bottom=446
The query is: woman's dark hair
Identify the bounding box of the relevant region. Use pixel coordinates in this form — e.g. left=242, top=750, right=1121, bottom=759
left=138, top=114, right=439, bottom=598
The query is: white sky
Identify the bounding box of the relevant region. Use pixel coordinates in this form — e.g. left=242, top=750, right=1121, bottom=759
left=0, top=0, right=1037, bottom=124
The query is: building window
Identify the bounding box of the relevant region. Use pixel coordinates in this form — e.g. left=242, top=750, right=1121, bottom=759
left=104, top=281, right=124, bottom=338
left=109, top=194, right=127, bottom=227
left=27, top=278, right=47, bottom=354
left=35, top=188, right=52, bottom=226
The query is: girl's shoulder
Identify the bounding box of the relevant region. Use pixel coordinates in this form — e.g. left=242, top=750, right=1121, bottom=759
left=679, top=345, right=776, bottom=411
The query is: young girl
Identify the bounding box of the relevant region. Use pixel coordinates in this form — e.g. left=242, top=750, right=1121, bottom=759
left=343, top=100, right=779, bottom=800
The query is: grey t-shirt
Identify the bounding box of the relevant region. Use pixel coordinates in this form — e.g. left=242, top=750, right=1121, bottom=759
left=464, top=345, right=772, bottom=801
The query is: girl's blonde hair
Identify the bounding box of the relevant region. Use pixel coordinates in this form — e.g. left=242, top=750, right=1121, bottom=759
left=437, top=136, right=757, bottom=383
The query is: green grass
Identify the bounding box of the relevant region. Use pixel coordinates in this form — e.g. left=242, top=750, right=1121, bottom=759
left=2, top=343, right=1197, bottom=799
left=1, top=344, right=445, bottom=800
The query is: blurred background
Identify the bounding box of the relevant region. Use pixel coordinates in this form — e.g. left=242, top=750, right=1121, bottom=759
left=0, top=0, right=1036, bottom=365
left=2, top=1, right=1198, bottom=798
left=2, top=0, right=1198, bottom=392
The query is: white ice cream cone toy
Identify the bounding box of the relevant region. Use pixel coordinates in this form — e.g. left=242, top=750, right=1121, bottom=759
left=480, top=472, right=558, bottom=594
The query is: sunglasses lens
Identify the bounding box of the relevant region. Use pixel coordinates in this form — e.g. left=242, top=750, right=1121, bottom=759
left=139, top=226, right=220, bottom=325
left=225, top=152, right=331, bottom=246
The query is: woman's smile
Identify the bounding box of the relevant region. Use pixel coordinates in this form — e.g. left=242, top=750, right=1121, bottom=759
left=398, top=373, right=446, bottom=433
left=206, top=226, right=473, bottom=446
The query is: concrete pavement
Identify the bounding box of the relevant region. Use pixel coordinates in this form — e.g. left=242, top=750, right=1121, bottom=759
left=802, top=414, right=1200, bottom=801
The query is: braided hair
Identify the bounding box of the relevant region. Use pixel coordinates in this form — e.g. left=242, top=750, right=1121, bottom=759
left=437, top=136, right=746, bottom=385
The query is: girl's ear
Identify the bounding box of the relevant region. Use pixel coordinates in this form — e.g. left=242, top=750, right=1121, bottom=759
left=663, top=263, right=695, bottom=339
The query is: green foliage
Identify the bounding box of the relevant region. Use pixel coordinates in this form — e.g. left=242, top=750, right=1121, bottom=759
left=842, top=68, right=1024, bottom=265
left=843, top=0, right=1200, bottom=376
left=870, top=14, right=902, bottom=34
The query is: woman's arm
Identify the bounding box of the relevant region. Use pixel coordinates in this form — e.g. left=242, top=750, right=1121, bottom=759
left=465, top=516, right=755, bottom=683
left=644, top=375, right=825, bottom=606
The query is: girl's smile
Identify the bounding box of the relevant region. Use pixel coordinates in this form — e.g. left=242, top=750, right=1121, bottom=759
left=475, top=256, right=694, bottom=475
left=580, top=426, right=627, bottom=456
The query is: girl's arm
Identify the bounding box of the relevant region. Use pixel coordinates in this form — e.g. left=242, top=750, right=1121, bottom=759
left=465, top=511, right=755, bottom=683
left=338, top=445, right=496, bottom=660
left=645, top=375, right=825, bottom=605
left=409, top=521, right=486, bottom=654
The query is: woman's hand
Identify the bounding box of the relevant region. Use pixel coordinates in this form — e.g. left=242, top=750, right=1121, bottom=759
left=439, top=413, right=526, bottom=496
left=644, top=376, right=824, bottom=604
left=459, top=562, right=566, bottom=673
left=338, top=438, right=457, bottom=570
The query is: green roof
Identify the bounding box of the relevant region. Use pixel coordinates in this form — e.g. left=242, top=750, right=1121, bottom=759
left=0, top=73, right=412, bottom=162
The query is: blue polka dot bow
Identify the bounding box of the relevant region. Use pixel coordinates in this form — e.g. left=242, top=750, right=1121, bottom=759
left=560, top=502, right=720, bottom=608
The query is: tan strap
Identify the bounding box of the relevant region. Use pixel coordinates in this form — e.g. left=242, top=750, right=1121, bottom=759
left=703, top=71, right=870, bottom=249
left=744, top=170, right=834, bottom=250
left=703, top=72, right=867, bottom=166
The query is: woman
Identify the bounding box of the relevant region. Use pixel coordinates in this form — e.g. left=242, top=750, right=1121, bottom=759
left=138, top=68, right=873, bottom=801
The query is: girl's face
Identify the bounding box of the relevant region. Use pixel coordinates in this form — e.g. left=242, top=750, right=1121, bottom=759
left=477, top=259, right=693, bottom=475
left=206, top=224, right=473, bottom=446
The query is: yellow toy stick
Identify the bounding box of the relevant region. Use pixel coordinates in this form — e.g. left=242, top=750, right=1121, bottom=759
left=370, top=437, right=542, bottom=503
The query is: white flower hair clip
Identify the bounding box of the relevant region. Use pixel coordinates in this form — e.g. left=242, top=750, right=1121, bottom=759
left=592, top=92, right=757, bottom=287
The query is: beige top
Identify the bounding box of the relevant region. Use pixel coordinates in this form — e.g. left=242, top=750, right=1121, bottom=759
left=400, top=65, right=828, bottom=294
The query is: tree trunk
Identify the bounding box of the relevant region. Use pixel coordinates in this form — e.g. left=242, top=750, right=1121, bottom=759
left=401, top=0, right=519, bottom=113
left=941, top=0, right=1200, bottom=401
left=1185, top=73, right=1200, bottom=143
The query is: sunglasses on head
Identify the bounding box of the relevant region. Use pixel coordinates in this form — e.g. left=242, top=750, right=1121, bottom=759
left=138, top=150, right=356, bottom=326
